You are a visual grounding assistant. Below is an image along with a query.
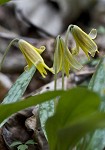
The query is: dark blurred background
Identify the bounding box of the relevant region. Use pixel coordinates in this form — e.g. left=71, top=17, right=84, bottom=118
left=0, top=0, right=105, bottom=100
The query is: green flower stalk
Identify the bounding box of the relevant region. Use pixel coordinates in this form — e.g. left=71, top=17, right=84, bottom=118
left=66, top=25, right=98, bottom=59
left=18, top=39, right=54, bottom=78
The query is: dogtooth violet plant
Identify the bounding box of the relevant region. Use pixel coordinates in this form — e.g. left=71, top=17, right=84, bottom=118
left=0, top=24, right=98, bottom=109
left=52, top=35, right=83, bottom=108
left=0, top=25, right=98, bottom=81
left=0, top=39, right=54, bottom=78
left=0, top=24, right=103, bottom=150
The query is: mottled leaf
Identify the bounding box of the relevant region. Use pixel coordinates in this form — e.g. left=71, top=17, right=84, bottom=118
left=2, top=66, right=36, bottom=104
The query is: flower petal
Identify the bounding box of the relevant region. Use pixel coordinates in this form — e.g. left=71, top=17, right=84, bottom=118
left=60, top=38, right=83, bottom=70
left=71, top=25, right=98, bottom=58
left=18, top=39, right=44, bottom=64
left=34, top=46, right=45, bottom=54
left=88, top=29, right=97, bottom=39
left=71, top=42, right=80, bottom=55
left=66, top=47, right=83, bottom=70
left=53, top=36, right=63, bottom=73
left=22, top=50, right=33, bottom=69
left=64, top=57, right=71, bottom=77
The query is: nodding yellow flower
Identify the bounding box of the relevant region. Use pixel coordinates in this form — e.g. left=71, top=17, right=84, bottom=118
left=69, top=25, right=98, bottom=59
left=18, top=39, right=53, bottom=78
left=53, top=36, right=82, bottom=77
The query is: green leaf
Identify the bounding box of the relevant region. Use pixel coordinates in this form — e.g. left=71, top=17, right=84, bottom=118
left=17, top=144, right=28, bottom=150
left=2, top=66, right=36, bottom=104
left=10, top=141, right=22, bottom=147
left=84, top=57, right=105, bottom=150
left=45, top=87, right=104, bottom=150
left=58, top=113, right=105, bottom=150
left=0, top=90, right=64, bottom=124
left=25, top=140, right=35, bottom=145
left=88, top=57, right=105, bottom=102
left=0, top=0, right=10, bottom=5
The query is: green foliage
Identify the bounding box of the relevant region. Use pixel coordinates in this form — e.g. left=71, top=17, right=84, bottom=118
left=1, top=57, right=105, bottom=150
left=1, top=83, right=105, bottom=150
left=45, top=88, right=105, bottom=150
left=10, top=141, right=22, bottom=147
left=17, top=145, right=28, bottom=150
left=0, top=0, right=10, bottom=5
left=83, top=57, right=105, bottom=150
left=89, top=57, right=105, bottom=102
left=10, top=140, right=35, bottom=150
left=0, top=90, right=64, bottom=124
left=25, top=140, right=35, bottom=145
left=1, top=86, right=105, bottom=150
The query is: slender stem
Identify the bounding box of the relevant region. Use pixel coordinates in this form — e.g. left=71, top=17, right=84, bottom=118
left=62, top=67, right=65, bottom=90
left=54, top=69, right=57, bottom=91
left=54, top=61, right=58, bottom=110
left=0, top=38, right=19, bottom=71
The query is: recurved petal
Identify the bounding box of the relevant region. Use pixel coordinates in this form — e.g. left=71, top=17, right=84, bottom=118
left=53, top=51, right=62, bottom=73
left=53, top=36, right=63, bottom=73
left=37, top=62, right=54, bottom=78
left=88, top=29, right=97, bottom=39
left=34, top=46, right=45, bottom=54
left=64, top=57, right=71, bottom=77
left=65, top=47, right=83, bottom=70
left=22, top=50, right=33, bottom=69
left=71, top=42, right=80, bottom=55
left=36, top=62, right=47, bottom=78
left=43, top=63, right=54, bottom=74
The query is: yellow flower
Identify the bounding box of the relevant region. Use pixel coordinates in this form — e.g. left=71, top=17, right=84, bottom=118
left=69, top=25, right=98, bottom=59
left=53, top=36, right=82, bottom=77
left=18, top=39, right=53, bottom=78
